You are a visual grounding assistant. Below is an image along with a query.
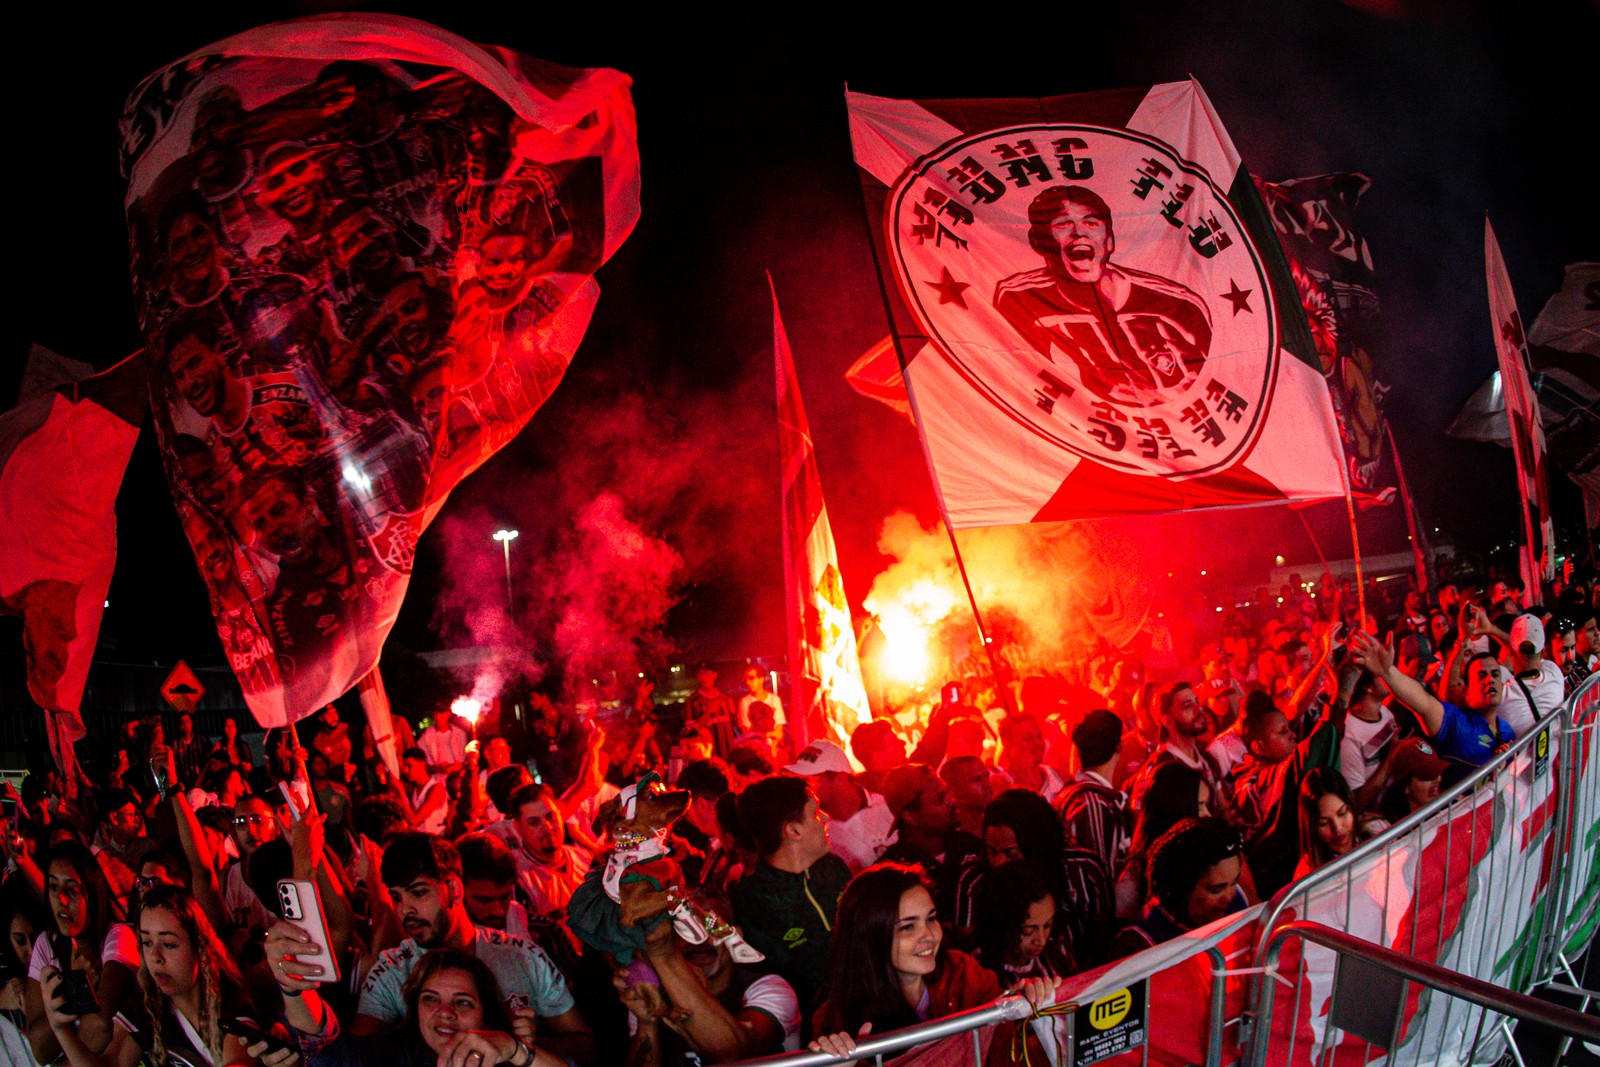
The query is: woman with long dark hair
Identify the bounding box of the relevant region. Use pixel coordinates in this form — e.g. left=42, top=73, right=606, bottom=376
left=809, top=864, right=1051, bottom=1062
left=39, top=884, right=265, bottom=1067
left=977, top=789, right=1112, bottom=968
left=972, top=860, right=1073, bottom=984
left=23, top=842, right=138, bottom=1064
left=275, top=937, right=554, bottom=1067
left=1114, top=761, right=1206, bottom=919
left=1111, top=818, right=1247, bottom=957
left=1294, top=768, right=1369, bottom=881
left=2, top=886, right=51, bottom=1066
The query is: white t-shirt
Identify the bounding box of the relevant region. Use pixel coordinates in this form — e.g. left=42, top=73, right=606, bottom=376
left=1497, top=661, right=1565, bottom=738
left=406, top=775, right=449, bottom=835
left=29, top=924, right=140, bottom=981
left=1207, top=730, right=1249, bottom=782
left=223, top=861, right=277, bottom=932
left=418, top=723, right=469, bottom=768
left=1341, top=706, right=1398, bottom=793
left=738, top=691, right=786, bottom=730
left=512, top=842, right=588, bottom=915
left=994, top=764, right=1068, bottom=805
left=827, top=792, right=898, bottom=873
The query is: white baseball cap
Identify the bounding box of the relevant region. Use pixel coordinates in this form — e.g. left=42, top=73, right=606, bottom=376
left=784, top=740, right=854, bottom=776
left=1510, top=614, right=1546, bottom=655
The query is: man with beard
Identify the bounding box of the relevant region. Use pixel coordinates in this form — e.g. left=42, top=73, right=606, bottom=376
left=994, top=185, right=1212, bottom=408
left=878, top=763, right=979, bottom=916
left=1128, top=681, right=1230, bottom=820
left=234, top=469, right=385, bottom=705
left=253, top=142, right=339, bottom=284
left=327, top=198, right=429, bottom=338
left=505, top=782, right=588, bottom=916
left=358, top=271, right=451, bottom=392
left=158, top=194, right=232, bottom=308
left=353, top=832, right=594, bottom=1063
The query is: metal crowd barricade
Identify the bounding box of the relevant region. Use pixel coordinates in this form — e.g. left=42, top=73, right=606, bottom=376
left=1252, top=921, right=1600, bottom=1059
left=733, top=673, right=1600, bottom=1067
left=1541, top=672, right=1600, bottom=1063
left=1244, top=671, right=1600, bottom=1066
left=738, top=906, right=1262, bottom=1067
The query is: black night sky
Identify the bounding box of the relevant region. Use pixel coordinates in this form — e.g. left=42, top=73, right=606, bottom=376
left=4, top=2, right=1596, bottom=701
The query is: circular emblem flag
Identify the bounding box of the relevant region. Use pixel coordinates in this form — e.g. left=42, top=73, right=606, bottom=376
left=887, top=124, right=1277, bottom=479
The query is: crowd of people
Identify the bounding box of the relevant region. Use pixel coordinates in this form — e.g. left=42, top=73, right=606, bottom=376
left=2, top=568, right=1597, bottom=1066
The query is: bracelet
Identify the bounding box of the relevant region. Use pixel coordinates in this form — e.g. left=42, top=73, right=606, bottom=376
left=509, top=1040, right=532, bottom=1067
left=279, top=987, right=303, bottom=999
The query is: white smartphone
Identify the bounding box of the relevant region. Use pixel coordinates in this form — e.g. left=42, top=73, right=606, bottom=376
left=276, top=879, right=341, bottom=983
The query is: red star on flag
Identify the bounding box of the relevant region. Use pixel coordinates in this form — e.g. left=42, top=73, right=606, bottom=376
left=925, top=267, right=970, bottom=308
left=1220, top=279, right=1253, bottom=316
left=1500, top=311, right=1525, bottom=349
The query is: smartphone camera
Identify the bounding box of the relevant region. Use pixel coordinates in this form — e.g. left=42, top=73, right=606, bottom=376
left=278, top=882, right=301, bottom=920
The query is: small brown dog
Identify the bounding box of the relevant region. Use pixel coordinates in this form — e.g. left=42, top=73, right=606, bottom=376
left=597, top=773, right=761, bottom=962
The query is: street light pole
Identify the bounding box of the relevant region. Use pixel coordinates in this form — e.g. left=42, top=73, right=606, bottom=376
left=492, top=529, right=519, bottom=609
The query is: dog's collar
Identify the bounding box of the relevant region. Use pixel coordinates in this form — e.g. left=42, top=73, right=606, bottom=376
left=612, top=826, right=663, bottom=851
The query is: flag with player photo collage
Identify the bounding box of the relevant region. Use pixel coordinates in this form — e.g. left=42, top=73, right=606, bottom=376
left=846, top=80, right=1345, bottom=527
left=121, top=14, right=639, bottom=726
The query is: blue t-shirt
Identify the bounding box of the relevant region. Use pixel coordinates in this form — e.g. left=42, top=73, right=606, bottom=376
left=1432, top=702, right=1515, bottom=768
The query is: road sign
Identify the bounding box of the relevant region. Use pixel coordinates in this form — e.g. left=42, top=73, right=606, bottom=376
left=161, top=661, right=205, bottom=713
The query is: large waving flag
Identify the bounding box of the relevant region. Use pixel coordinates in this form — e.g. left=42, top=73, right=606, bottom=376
left=1253, top=172, right=1399, bottom=505
left=775, top=284, right=871, bottom=749
left=845, top=81, right=1345, bottom=527
left=1451, top=262, right=1600, bottom=528
left=120, top=14, right=640, bottom=726
left=1484, top=219, right=1554, bottom=590
left=0, top=348, right=144, bottom=783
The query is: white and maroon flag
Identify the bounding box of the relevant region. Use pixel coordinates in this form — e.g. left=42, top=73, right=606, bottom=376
left=120, top=14, right=639, bottom=726
left=775, top=284, right=871, bottom=750
left=1484, top=219, right=1555, bottom=590
left=0, top=348, right=144, bottom=783
left=845, top=81, right=1345, bottom=526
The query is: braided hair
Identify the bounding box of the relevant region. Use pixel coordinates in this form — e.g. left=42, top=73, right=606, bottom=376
left=135, top=884, right=242, bottom=1067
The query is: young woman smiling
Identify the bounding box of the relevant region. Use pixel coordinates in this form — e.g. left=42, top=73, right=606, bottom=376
left=274, top=938, right=556, bottom=1067
left=809, top=864, right=1052, bottom=1063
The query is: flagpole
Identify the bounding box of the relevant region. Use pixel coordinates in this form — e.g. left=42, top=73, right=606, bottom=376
left=1386, top=423, right=1434, bottom=596
left=849, top=175, right=1017, bottom=715
left=1342, top=469, right=1368, bottom=627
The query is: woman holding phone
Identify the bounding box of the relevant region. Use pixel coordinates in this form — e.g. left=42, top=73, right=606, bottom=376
left=269, top=919, right=557, bottom=1067
left=37, top=884, right=277, bottom=1067
left=23, top=843, right=138, bottom=1064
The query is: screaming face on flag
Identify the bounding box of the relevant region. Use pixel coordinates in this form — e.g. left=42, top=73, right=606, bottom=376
left=847, top=81, right=1345, bottom=527
left=120, top=14, right=639, bottom=726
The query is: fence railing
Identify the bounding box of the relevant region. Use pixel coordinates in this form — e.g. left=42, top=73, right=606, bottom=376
left=1253, top=921, right=1600, bottom=1058
left=1243, top=678, right=1572, bottom=1065
left=734, top=671, right=1600, bottom=1066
